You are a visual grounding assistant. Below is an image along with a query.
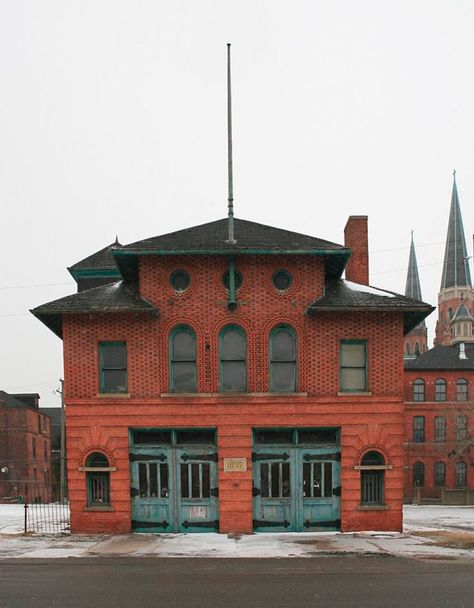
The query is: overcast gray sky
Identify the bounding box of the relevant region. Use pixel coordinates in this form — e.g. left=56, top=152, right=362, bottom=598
left=1, top=1, right=473, bottom=406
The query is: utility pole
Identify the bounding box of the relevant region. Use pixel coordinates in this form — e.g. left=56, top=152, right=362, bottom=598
left=56, top=379, right=66, bottom=502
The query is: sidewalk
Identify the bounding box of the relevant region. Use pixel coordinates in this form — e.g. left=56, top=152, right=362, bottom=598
left=0, top=505, right=473, bottom=560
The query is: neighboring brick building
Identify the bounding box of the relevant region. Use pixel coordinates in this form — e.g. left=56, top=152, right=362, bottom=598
left=32, top=215, right=432, bottom=534
left=403, top=174, right=474, bottom=503
left=0, top=391, right=51, bottom=502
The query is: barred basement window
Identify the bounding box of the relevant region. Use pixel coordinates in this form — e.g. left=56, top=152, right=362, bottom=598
left=456, top=379, right=468, bottom=401
left=413, top=379, right=425, bottom=402
left=456, top=462, right=467, bottom=488
left=86, top=452, right=111, bottom=507
left=435, top=378, right=447, bottom=402
left=269, top=326, right=296, bottom=392
left=99, top=342, right=127, bottom=393
left=360, top=451, right=385, bottom=505
left=413, top=416, right=425, bottom=443
left=434, top=416, right=446, bottom=442
left=434, top=461, right=446, bottom=487
left=413, top=461, right=424, bottom=487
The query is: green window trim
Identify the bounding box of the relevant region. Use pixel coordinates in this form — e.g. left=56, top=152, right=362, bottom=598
left=339, top=340, right=368, bottom=393
left=99, top=341, right=128, bottom=393
left=86, top=452, right=111, bottom=507
left=269, top=325, right=296, bottom=392
left=169, top=325, right=197, bottom=393
left=219, top=324, right=247, bottom=392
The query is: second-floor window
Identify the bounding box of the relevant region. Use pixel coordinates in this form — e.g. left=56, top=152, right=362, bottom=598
left=413, top=416, right=425, bottom=443
left=99, top=342, right=127, bottom=393
left=32, top=438, right=36, bottom=459
left=269, top=326, right=296, bottom=392
left=413, top=379, right=425, bottom=401
left=340, top=341, right=367, bottom=392
left=456, top=416, right=468, bottom=441
left=220, top=326, right=246, bottom=392
left=434, top=416, right=446, bottom=442
left=170, top=326, right=197, bottom=392
left=456, top=379, right=468, bottom=401
left=435, top=378, right=447, bottom=402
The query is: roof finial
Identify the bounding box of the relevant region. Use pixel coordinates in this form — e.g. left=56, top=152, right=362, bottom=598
left=453, top=168, right=457, bottom=181
left=226, top=43, right=236, bottom=244
left=115, top=234, right=119, bottom=245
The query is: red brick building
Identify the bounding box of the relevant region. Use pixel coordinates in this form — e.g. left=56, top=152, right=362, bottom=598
left=403, top=174, right=474, bottom=503
left=0, top=391, right=52, bottom=502
left=32, top=215, right=431, bottom=534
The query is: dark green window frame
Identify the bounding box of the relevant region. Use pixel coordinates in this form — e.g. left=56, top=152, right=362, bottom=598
left=85, top=452, right=111, bottom=507
left=99, top=341, right=127, bottom=393
left=339, top=340, right=368, bottom=392
left=269, top=325, right=296, bottom=392
left=219, top=325, right=247, bottom=392
left=169, top=325, right=197, bottom=393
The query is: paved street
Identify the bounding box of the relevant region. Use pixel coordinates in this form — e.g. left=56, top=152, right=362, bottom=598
left=1, top=556, right=473, bottom=608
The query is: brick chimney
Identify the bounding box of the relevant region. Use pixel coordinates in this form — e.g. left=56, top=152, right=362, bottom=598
left=344, top=216, right=369, bottom=285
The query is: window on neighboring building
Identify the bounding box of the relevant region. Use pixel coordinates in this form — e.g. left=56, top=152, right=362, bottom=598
left=434, top=416, right=446, bottom=442
left=434, top=461, right=446, bottom=487
left=455, top=462, right=467, bottom=488
left=219, top=326, right=246, bottom=392
left=170, top=326, right=197, bottom=392
left=360, top=451, right=385, bottom=505
left=435, top=379, right=447, bottom=402
left=456, top=379, right=468, bottom=402
left=86, top=452, right=111, bottom=507
left=32, top=438, right=36, bottom=459
left=413, top=379, right=425, bottom=402
left=269, top=326, right=296, bottom=392
left=405, top=343, right=411, bottom=356
left=456, top=416, right=468, bottom=441
left=413, top=416, right=425, bottom=443
left=44, top=441, right=48, bottom=460
left=99, top=342, right=127, bottom=393
left=38, top=415, right=41, bottom=434
left=448, top=307, right=454, bottom=320
left=415, top=342, right=420, bottom=356
left=340, top=341, right=367, bottom=392
left=413, top=462, right=424, bottom=487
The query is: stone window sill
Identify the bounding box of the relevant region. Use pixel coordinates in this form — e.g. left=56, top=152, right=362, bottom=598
left=357, top=505, right=389, bottom=511
left=97, top=393, right=130, bottom=398
left=160, top=392, right=308, bottom=398
left=83, top=506, right=115, bottom=512
left=337, top=392, right=372, bottom=397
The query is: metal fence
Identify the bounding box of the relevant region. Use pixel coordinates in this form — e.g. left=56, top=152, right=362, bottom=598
left=0, top=481, right=70, bottom=534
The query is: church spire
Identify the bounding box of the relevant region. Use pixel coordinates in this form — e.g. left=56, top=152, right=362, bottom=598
left=440, top=171, right=472, bottom=289
left=405, top=231, right=423, bottom=300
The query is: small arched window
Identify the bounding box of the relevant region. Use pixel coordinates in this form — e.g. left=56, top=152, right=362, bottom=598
left=405, top=343, right=411, bottom=356
left=434, top=461, right=446, bottom=487
left=219, top=326, right=246, bottom=392
left=448, top=307, right=454, bottom=320
left=455, top=462, right=467, bottom=488
left=415, top=342, right=420, bottom=356
left=456, top=379, right=468, bottom=402
left=413, top=462, right=424, bottom=487
left=360, top=451, right=385, bottom=505
left=435, top=378, right=447, bottom=402
left=270, top=326, right=296, bottom=392
left=85, top=452, right=111, bottom=507
left=413, top=379, right=425, bottom=402
left=170, top=326, right=197, bottom=393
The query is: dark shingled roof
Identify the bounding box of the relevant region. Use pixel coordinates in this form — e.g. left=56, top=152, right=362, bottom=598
left=0, top=390, right=35, bottom=410
left=404, top=343, right=474, bottom=370
left=31, top=281, right=158, bottom=338
left=452, top=303, right=473, bottom=322
left=113, top=217, right=351, bottom=281
left=307, top=279, right=434, bottom=335
left=68, top=241, right=121, bottom=276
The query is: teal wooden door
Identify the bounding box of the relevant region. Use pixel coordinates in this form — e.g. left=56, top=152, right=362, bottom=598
left=130, top=430, right=218, bottom=533
left=252, top=433, right=341, bottom=532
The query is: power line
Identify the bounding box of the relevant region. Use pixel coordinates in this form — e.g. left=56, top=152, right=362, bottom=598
left=0, top=282, right=73, bottom=291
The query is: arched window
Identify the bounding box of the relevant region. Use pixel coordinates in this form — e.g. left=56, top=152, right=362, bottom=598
left=434, top=462, right=446, bottom=487
left=455, top=462, right=467, bottom=488
left=270, top=326, right=296, bottom=392
left=448, top=307, right=454, bottom=320
left=405, top=343, right=411, bottom=356
left=85, top=452, right=111, bottom=507
left=170, top=326, right=197, bottom=392
left=415, top=342, right=420, bottom=356
left=413, top=462, right=424, bottom=487
left=413, top=379, right=425, bottom=401
left=435, top=378, right=447, bottom=402
left=219, top=326, right=246, bottom=392
left=360, top=451, right=385, bottom=505
left=456, top=379, right=468, bottom=402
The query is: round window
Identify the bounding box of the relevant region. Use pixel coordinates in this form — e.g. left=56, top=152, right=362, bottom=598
left=170, top=270, right=191, bottom=292
left=272, top=270, right=292, bottom=291
left=222, top=270, right=243, bottom=290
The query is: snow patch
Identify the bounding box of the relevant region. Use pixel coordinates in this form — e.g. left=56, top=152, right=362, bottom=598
left=344, top=280, right=396, bottom=297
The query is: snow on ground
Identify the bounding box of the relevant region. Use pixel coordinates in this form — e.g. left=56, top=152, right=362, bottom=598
left=0, top=504, right=473, bottom=559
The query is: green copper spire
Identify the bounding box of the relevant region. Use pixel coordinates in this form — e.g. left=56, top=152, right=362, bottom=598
left=440, top=171, right=472, bottom=289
